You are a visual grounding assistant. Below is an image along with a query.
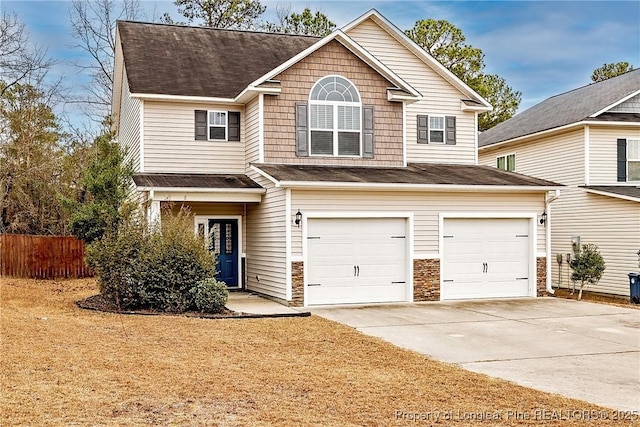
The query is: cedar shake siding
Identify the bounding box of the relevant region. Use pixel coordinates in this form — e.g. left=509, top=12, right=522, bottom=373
left=263, top=40, right=403, bottom=166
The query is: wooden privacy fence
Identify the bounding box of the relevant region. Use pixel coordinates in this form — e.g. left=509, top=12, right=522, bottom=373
left=0, top=234, right=92, bottom=279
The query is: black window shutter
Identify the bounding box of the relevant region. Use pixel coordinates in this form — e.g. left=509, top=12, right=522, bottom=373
left=195, top=110, right=207, bottom=140
left=295, top=102, right=309, bottom=157
left=445, top=116, right=456, bottom=145
left=228, top=111, right=240, bottom=141
left=617, top=138, right=627, bottom=182
left=417, top=115, right=428, bottom=144
left=362, top=106, right=375, bottom=158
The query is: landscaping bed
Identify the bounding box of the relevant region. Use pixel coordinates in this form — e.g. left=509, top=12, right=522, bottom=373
left=1, top=278, right=634, bottom=426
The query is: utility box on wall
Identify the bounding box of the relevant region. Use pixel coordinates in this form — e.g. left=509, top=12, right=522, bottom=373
left=629, top=273, right=640, bottom=304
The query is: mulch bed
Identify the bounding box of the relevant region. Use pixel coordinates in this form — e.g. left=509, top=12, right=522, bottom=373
left=551, top=287, right=640, bottom=309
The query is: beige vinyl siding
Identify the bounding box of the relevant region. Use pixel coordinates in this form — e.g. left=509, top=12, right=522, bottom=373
left=118, top=71, right=141, bottom=172
left=245, top=173, right=287, bottom=299
left=143, top=101, right=245, bottom=174
left=550, top=188, right=640, bottom=296
left=610, top=93, right=640, bottom=113
left=347, top=19, right=476, bottom=164
left=479, top=128, right=585, bottom=185
left=290, top=190, right=546, bottom=257
left=245, top=95, right=260, bottom=169
left=589, top=125, right=640, bottom=184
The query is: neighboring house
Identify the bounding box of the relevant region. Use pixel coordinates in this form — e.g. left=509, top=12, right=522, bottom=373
left=112, top=10, right=560, bottom=307
left=479, top=69, right=640, bottom=297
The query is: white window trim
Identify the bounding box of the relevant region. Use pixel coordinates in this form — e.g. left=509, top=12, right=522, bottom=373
left=628, top=139, right=640, bottom=182
left=208, top=110, right=228, bottom=141
left=497, top=153, right=517, bottom=172
left=428, top=114, right=445, bottom=144
left=308, top=75, right=362, bottom=158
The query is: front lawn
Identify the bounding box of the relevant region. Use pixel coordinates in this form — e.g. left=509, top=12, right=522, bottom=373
left=0, top=278, right=630, bottom=426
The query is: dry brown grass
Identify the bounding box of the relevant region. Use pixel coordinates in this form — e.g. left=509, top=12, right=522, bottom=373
left=1, top=278, right=637, bottom=426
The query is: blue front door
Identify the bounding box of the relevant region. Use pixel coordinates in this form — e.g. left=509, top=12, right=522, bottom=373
left=208, top=219, right=239, bottom=287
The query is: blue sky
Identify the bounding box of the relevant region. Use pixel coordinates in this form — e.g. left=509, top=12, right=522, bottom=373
left=2, top=0, right=639, bottom=129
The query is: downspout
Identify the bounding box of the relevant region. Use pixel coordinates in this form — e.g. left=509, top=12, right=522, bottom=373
left=545, top=189, right=561, bottom=294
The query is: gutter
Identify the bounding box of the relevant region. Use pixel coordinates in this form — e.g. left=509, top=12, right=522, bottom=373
left=545, top=189, right=561, bottom=295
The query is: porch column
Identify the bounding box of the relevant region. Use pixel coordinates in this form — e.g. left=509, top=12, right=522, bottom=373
left=148, top=199, right=161, bottom=226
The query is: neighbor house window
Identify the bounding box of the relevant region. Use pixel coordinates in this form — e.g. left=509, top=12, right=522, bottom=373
left=629, top=139, right=640, bottom=181
left=497, top=154, right=516, bottom=172
left=309, top=75, right=361, bottom=156
left=429, top=116, right=445, bottom=143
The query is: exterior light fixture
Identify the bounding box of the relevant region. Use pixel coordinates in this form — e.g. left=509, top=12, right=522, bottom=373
left=295, top=209, right=302, bottom=227
left=540, top=211, right=547, bottom=226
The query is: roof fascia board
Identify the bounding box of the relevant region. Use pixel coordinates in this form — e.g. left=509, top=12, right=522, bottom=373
left=581, top=188, right=640, bottom=203
left=478, top=122, right=584, bottom=151
left=250, top=165, right=281, bottom=186
left=245, top=29, right=421, bottom=98
left=480, top=119, right=640, bottom=151
left=343, top=10, right=492, bottom=109
left=136, top=185, right=265, bottom=194
left=275, top=181, right=560, bottom=192
left=130, top=93, right=240, bottom=104
left=590, top=88, right=640, bottom=117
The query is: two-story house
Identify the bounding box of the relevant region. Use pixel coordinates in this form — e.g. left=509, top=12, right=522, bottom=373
left=479, top=69, right=640, bottom=297
left=112, top=10, right=560, bottom=307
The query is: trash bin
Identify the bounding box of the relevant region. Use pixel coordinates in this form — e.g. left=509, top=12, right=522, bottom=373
left=629, top=273, right=640, bottom=304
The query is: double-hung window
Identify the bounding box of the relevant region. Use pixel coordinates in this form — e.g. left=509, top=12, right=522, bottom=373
left=429, top=116, right=445, bottom=143
left=208, top=111, right=227, bottom=140
left=309, top=76, right=361, bottom=157
left=629, top=139, right=640, bottom=181
left=497, top=154, right=516, bottom=172
left=194, top=110, right=240, bottom=141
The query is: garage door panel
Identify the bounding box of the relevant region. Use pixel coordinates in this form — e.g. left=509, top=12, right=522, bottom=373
left=307, top=218, right=408, bottom=305
left=443, top=218, right=532, bottom=300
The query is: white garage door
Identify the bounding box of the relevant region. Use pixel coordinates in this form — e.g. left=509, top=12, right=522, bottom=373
left=306, top=218, right=408, bottom=305
left=442, top=218, right=532, bottom=300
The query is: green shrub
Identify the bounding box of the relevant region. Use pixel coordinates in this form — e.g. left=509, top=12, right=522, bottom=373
left=570, top=243, right=605, bottom=300
left=86, top=206, right=218, bottom=312
left=190, top=278, right=228, bottom=313
left=85, top=216, right=146, bottom=309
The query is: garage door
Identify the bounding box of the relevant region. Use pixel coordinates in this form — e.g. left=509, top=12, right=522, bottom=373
left=442, top=218, right=532, bottom=300
left=306, top=218, right=408, bottom=305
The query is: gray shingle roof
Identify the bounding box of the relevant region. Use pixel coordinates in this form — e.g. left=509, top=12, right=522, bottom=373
left=133, top=173, right=263, bottom=189
left=117, top=21, right=319, bottom=98
left=581, top=186, right=640, bottom=202
left=254, top=163, right=561, bottom=188
left=479, top=69, right=640, bottom=147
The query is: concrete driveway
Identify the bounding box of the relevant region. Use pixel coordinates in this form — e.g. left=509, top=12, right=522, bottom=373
left=310, top=298, right=640, bottom=412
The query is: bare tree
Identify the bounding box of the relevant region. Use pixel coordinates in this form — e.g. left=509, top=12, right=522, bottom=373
left=166, top=0, right=266, bottom=28
left=68, top=0, right=143, bottom=119
left=0, top=12, right=54, bottom=97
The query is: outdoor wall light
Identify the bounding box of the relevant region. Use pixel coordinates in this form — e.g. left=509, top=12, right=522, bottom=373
left=539, top=211, right=547, bottom=226
left=295, top=209, right=302, bottom=227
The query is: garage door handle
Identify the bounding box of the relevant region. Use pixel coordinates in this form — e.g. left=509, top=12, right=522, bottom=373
left=357, top=266, right=360, bottom=277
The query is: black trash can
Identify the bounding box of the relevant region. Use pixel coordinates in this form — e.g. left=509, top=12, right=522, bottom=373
left=629, top=273, right=640, bottom=304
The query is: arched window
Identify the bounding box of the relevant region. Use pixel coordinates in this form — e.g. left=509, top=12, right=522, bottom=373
left=309, top=75, right=361, bottom=156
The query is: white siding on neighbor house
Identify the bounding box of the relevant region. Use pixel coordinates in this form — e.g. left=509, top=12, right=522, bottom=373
left=244, top=95, right=260, bottom=169
left=347, top=19, right=476, bottom=165
left=290, top=190, right=546, bottom=257
left=479, top=128, right=585, bottom=186
left=549, top=187, right=640, bottom=296
left=245, top=173, right=287, bottom=300
left=609, top=93, right=640, bottom=113
left=143, top=101, right=245, bottom=174
left=589, top=125, right=640, bottom=184
left=118, top=71, right=142, bottom=172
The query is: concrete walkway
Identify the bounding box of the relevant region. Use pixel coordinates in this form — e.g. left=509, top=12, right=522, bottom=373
left=226, top=291, right=306, bottom=316
left=310, top=298, right=640, bottom=412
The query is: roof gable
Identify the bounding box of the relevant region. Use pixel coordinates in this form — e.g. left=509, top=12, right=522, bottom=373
left=117, top=21, right=319, bottom=99
left=479, top=69, right=640, bottom=148
left=342, top=10, right=491, bottom=110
